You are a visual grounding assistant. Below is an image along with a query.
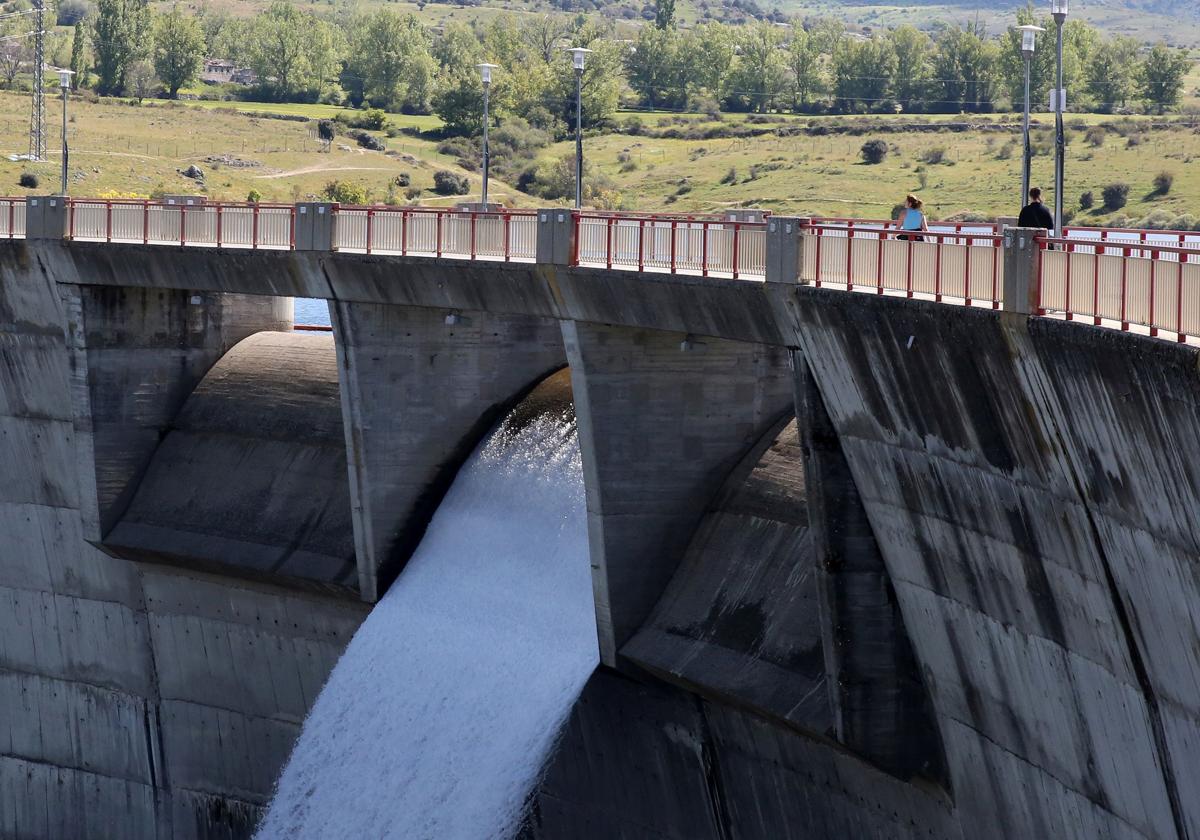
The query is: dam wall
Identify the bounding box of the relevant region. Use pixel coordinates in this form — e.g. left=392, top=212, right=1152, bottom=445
left=3, top=234, right=1200, bottom=839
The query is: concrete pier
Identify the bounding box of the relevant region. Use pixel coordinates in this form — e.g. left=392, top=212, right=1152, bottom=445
left=332, top=302, right=565, bottom=601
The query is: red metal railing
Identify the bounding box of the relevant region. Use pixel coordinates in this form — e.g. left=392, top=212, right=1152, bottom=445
left=0, top=198, right=25, bottom=238
left=801, top=222, right=1004, bottom=306
left=574, top=212, right=767, bottom=279
left=67, top=199, right=295, bottom=249
left=1038, top=236, right=1200, bottom=342
left=332, top=206, right=537, bottom=261
left=8, top=196, right=1200, bottom=343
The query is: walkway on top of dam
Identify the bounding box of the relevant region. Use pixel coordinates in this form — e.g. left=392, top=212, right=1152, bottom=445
left=5, top=195, right=1200, bottom=344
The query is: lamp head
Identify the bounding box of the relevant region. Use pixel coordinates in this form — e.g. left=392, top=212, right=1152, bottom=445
left=1017, top=24, right=1045, bottom=55
left=57, top=68, right=74, bottom=89
left=565, top=47, right=593, bottom=71
left=1051, top=0, right=1068, bottom=22
left=476, top=63, right=499, bottom=85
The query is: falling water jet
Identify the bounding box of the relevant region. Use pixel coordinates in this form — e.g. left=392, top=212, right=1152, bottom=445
left=256, top=370, right=597, bottom=840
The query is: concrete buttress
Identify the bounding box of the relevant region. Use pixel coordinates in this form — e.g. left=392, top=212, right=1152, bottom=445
left=331, top=302, right=566, bottom=602
left=561, top=320, right=794, bottom=666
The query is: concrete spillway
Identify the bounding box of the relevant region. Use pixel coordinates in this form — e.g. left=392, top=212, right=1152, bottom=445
left=257, top=371, right=599, bottom=839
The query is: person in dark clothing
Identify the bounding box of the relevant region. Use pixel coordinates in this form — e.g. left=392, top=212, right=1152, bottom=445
left=1018, top=187, right=1055, bottom=230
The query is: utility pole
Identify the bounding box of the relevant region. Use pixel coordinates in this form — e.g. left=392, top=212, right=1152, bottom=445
left=28, top=0, right=46, bottom=161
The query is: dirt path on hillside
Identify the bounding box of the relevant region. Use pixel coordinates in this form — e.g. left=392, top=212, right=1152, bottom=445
left=254, top=163, right=398, bottom=179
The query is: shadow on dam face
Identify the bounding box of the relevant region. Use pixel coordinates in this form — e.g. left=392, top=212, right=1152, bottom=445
left=100, top=330, right=361, bottom=593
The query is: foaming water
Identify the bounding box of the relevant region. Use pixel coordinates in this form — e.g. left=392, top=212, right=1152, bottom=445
left=256, top=406, right=598, bottom=840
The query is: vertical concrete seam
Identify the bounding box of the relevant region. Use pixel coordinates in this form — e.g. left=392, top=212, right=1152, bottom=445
left=133, top=564, right=173, bottom=836
left=696, top=700, right=734, bottom=840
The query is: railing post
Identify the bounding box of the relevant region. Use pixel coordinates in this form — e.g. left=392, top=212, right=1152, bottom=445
left=765, top=216, right=804, bottom=284
left=1001, top=227, right=1043, bottom=316
left=294, top=202, right=336, bottom=251
left=536, top=207, right=575, bottom=266
left=24, top=196, right=69, bottom=240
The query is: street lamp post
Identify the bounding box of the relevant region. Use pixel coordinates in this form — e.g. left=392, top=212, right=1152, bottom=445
left=565, top=48, right=592, bottom=210
left=57, top=69, right=73, bottom=196
left=1051, top=0, right=1068, bottom=237
left=1018, top=25, right=1045, bottom=208
left=476, top=63, right=499, bottom=209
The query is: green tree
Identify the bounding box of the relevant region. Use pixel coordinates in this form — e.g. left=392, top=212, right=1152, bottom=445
left=653, top=0, right=675, bottom=31
left=91, top=0, right=151, bottom=95
left=889, top=25, right=932, bottom=110
left=524, top=14, right=571, bottom=64
left=932, top=23, right=996, bottom=113
left=997, top=8, right=1055, bottom=110
left=1085, top=37, right=1139, bottom=113
left=627, top=25, right=682, bottom=109
left=245, top=1, right=340, bottom=101
left=786, top=27, right=823, bottom=111
left=834, top=36, right=896, bottom=113
left=729, top=22, right=787, bottom=113
left=680, top=23, right=734, bottom=103
left=69, top=21, right=87, bottom=86
left=431, top=22, right=485, bottom=135
left=550, top=27, right=622, bottom=129
left=347, top=11, right=435, bottom=112
left=1140, top=43, right=1190, bottom=114
left=808, top=17, right=844, bottom=56
left=153, top=5, right=204, bottom=98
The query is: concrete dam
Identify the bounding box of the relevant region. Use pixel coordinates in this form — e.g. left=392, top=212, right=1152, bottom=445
left=3, top=203, right=1200, bottom=839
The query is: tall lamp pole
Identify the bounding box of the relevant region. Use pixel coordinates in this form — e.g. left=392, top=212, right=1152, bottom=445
left=476, top=64, right=499, bottom=208
left=566, top=48, right=592, bottom=210
left=57, top=69, right=73, bottom=196
left=1051, top=0, right=1068, bottom=237
left=1018, top=25, right=1044, bottom=208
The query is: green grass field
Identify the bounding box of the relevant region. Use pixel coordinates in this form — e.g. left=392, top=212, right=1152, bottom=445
left=3, top=90, right=1200, bottom=227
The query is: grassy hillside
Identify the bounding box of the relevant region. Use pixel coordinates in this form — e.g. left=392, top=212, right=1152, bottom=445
left=3, top=90, right=1200, bottom=229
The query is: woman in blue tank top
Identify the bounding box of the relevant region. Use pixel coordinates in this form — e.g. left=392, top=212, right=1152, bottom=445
left=898, top=193, right=928, bottom=241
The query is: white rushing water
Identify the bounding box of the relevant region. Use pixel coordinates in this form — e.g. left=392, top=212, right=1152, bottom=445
left=256, top=402, right=598, bottom=840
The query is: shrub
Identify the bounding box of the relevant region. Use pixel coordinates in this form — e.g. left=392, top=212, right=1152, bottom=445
left=246, top=189, right=262, bottom=204
left=1085, top=126, right=1106, bottom=148
left=346, top=129, right=384, bottom=151
left=322, top=180, right=369, bottom=205
left=361, top=108, right=387, bottom=131
left=921, top=147, right=948, bottom=165
left=433, top=171, right=470, bottom=196
left=1126, top=134, right=1143, bottom=148
left=395, top=173, right=411, bottom=187
left=1153, top=171, right=1175, bottom=196
left=1102, top=182, right=1130, bottom=210
left=18, top=172, right=38, bottom=189
left=404, top=186, right=422, bottom=201
left=317, top=120, right=335, bottom=144
left=860, top=139, right=889, bottom=165
left=437, top=137, right=473, bottom=158
left=720, top=167, right=737, bottom=185
left=1079, top=190, right=1094, bottom=210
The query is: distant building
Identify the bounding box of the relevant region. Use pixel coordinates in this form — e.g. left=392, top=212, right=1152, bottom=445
left=200, top=59, right=257, bottom=86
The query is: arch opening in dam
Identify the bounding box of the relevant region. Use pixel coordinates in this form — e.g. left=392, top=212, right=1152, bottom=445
left=257, top=369, right=600, bottom=839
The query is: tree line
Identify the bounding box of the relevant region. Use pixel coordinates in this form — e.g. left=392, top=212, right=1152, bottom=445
left=628, top=8, right=1194, bottom=116
left=6, top=0, right=1194, bottom=135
